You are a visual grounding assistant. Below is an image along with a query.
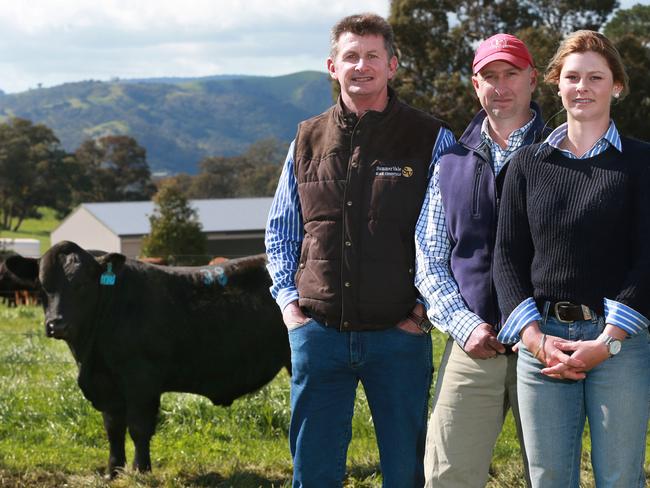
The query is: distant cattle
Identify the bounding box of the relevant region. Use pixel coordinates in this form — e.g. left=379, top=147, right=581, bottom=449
left=137, top=256, right=167, bottom=266
left=6, top=241, right=290, bottom=477
left=0, top=256, right=40, bottom=307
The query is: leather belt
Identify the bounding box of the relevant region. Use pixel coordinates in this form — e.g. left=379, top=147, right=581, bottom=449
left=546, top=301, right=593, bottom=323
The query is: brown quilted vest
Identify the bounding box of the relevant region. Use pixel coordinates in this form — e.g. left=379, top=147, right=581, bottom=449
left=293, top=91, right=444, bottom=331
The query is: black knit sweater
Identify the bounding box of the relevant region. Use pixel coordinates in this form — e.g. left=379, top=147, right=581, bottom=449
left=494, top=136, right=650, bottom=321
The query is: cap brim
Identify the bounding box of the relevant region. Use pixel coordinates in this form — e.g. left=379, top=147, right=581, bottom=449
left=473, top=53, right=530, bottom=74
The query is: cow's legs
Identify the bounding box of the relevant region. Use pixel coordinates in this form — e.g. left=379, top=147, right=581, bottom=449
left=102, top=409, right=127, bottom=478
left=127, top=396, right=160, bottom=472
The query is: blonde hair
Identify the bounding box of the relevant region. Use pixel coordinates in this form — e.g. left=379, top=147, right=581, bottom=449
left=545, top=30, right=629, bottom=96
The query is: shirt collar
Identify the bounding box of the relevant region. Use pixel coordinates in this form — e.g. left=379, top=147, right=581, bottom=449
left=537, top=120, right=622, bottom=157
left=480, top=110, right=536, bottom=150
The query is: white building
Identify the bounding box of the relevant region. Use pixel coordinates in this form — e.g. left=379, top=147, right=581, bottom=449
left=0, top=238, right=41, bottom=257
left=51, top=198, right=273, bottom=259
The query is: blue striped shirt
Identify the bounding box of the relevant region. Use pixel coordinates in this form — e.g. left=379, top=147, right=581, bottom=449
left=414, top=113, right=536, bottom=346
left=265, top=127, right=456, bottom=312
left=497, top=121, right=649, bottom=343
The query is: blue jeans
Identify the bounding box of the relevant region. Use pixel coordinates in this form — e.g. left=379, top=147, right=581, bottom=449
left=517, top=312, right=650, bottom=488
left=288, top=319, right=433, bottom=488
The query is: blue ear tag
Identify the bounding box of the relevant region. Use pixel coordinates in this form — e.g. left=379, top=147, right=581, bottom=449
left=100, top=263, right=116, bottom=286
left=201, top=269, right=214, bottom=286
left=215, top=267, right=228, bottom=286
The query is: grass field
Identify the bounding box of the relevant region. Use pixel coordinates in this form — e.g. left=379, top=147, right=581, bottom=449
left=0, top=305, right=647, bottom=488
left=0, top=207, right=57, bottom=254
left=0, top=210, right=648, bottom=487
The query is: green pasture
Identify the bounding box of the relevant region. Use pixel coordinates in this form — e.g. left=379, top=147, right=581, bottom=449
left=0, top=210, right=648, bottom=486
left=0, top=207, right=57, bottom=254
left=0, top=305, right=647, bottom=488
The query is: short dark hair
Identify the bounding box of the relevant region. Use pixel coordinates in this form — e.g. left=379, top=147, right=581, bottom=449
left=330, top=13, right=396, bottom=59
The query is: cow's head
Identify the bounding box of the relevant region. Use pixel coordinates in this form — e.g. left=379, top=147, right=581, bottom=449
left=6, top=241, right=125, bottom=345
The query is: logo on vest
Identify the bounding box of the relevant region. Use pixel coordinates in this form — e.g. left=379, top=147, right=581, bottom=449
left=375, top=164, right=415, bottom=178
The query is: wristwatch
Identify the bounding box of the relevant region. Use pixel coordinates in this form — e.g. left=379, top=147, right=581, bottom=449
left=598, top=334, right=622, bottom=357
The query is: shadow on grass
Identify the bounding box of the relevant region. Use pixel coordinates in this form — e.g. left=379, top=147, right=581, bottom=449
left=183, top=462, right=381, bottom=487
left=185, top=470, right=287, bottom=487
left=346, top=462, right=381, bottom=481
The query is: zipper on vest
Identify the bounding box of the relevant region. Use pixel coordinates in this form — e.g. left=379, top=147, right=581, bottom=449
left=472, top=162, right=484, bottom=217
left=490, top=161, right=501, bottom=328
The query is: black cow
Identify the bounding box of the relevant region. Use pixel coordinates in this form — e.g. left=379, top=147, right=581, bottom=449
left=0, top=255, right=41, bottom=306
left=6, top=241, right=290, bottom=477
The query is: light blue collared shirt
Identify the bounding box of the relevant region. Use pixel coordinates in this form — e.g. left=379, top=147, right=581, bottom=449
left=498, top=121, right=649, bottom=343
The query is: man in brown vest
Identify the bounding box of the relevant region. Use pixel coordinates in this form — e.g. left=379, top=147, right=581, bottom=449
left=265, top=13, right=454, bottom=487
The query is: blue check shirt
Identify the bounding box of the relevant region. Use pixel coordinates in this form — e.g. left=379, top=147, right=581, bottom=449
left=414, top=112, right=536, bottom=346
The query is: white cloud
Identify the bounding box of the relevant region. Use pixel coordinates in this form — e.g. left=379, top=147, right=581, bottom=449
left=0, top=1, right=389, bottom=93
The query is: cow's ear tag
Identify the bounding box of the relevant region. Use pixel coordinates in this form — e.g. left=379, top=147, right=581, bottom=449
left=215, top=266, right=228, bottom=286
left=100, top=263, right=116, bottom=286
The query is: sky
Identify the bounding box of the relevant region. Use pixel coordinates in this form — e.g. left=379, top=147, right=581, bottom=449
left=0, top=0, right=644, bottom=94
left=0, top=0, right=389, bottom=94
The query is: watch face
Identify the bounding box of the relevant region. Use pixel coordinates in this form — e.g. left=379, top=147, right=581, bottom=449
left=609, top=340, right=622, bottom=355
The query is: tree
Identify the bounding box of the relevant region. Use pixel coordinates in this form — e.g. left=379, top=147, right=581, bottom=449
left=604, top=4, right=650, bottom=141
left=605, top=3, right=650, bottom=44
left=520, top=0, right=619, bottom=34
left=388, top=0, right=621, bottom=135
left=390, top=0, right=477, bottom=134
left=140, top=182, right=207, bottom=265
left=191, top=156, right=241, bottom=198
left=187, top=137, right=287, bottom=199
left=74, top=135, right=155, bottom=202
left=0, top=117, right=72, bottom=231
left=609, top=34, right=650, bottom=141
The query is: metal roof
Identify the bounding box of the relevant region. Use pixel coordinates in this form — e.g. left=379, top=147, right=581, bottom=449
left=79, top=197, right=273, bottom=236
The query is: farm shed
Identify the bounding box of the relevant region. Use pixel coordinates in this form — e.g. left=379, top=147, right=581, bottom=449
left=51, top=198, right=273, bottom=259
left=0, top=238, right=41, bottom=257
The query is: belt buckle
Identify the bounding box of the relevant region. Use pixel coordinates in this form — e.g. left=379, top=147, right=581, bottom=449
left=553, top=301, right=573, bottom=323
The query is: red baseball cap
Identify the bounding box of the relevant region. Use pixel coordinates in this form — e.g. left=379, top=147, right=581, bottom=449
left=472, top=33, right=534, bottom=74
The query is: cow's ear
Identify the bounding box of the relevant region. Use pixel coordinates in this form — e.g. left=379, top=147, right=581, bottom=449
left=4, top=256, right=40, bottom=287
left=96, top=253, right=127, bottom=274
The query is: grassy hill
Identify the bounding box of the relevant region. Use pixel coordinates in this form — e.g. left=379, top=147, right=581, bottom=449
left=0, top=71, right=333, bottom=174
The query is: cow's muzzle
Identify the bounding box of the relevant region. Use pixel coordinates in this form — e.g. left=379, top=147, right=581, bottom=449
left=45, top=318, right=67, bottom=339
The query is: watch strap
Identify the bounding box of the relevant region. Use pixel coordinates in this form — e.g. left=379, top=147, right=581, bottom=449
left=408, top=311, right=433, bottom=333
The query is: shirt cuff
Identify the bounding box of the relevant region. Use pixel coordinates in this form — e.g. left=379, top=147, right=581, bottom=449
left=497, top=297, right=542, bottom=344
left=277, top=287, right=299, bottom=312
left=447, top=310, right=485, bottom=347
left=604, top=298, right=649, bottom=335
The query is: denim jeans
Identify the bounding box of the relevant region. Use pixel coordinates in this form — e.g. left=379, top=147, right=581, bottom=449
left=288, top=318, right=433, bottom=488
left=517, top=312, right=650, bottom=488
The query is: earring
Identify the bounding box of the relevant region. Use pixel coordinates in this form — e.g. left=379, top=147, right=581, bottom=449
left=614, top=92, right=620, bottom=99
left=557, top=91, right=561, bottom=96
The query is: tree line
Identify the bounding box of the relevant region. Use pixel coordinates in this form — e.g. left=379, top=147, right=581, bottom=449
left=389, top=1, right=650, bottom=140
left=0, top=118, right=156, bottom=231
left=0, top=116, right=286, bottom=231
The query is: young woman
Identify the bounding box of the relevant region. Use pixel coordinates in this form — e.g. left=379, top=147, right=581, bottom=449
left=493, top=30, right=650, bottom=488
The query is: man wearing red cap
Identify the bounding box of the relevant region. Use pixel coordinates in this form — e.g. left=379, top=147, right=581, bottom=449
left=415, top=33, right=546, bottom=487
